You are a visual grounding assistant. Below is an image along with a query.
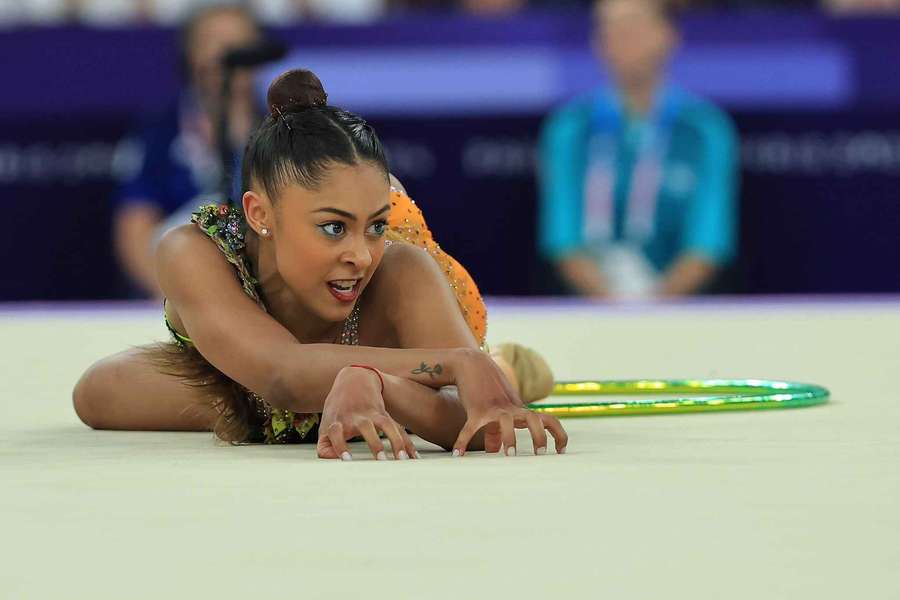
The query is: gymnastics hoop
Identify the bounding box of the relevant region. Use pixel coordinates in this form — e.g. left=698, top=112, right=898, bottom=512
left=526, top=379, right=830, bottom=418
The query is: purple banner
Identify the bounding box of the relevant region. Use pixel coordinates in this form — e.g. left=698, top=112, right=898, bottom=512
left=2, top=12, right=900, bottom=119
left=1, top=11, right=900, bottom=300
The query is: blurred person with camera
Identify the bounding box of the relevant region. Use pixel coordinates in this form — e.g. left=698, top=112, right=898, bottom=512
left=537, top=0, right=738, bottom=301
left=113, top=4, right=262, bottom=298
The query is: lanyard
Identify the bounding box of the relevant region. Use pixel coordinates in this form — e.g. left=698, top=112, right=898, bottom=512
left=582, top=87, right=679, bottom=247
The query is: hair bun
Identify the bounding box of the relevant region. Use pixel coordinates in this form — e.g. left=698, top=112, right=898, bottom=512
left=266, top=69, right=327, bottom=117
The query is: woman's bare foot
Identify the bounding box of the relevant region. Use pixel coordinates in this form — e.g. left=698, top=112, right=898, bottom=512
left=489, top=343, right=555, bottom=405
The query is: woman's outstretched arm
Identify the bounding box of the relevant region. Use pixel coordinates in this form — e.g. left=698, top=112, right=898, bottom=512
left=324, top=370, right=566, bottom=455
left=360, top=242, right=568, bottom=455
left=382, top=376, right=474, bottom=452
left=156, top=225, right=513, bottom=414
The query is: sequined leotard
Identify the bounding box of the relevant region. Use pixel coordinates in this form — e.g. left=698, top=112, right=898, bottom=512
left=163, top=188, right=487, bottom=444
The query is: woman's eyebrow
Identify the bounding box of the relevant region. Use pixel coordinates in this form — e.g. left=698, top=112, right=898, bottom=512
left=312, top=204, right=391, bottom=221
left=369, top=204, right=391, bottom=219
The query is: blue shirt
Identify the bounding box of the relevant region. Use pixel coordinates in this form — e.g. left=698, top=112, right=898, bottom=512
left=115, top=96, right=223, bottom=216
left=538, top=85, right=739, bottom=272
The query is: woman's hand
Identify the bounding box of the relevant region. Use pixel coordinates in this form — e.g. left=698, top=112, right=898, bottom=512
left=449, top=349, right=568, bottom=457
left=316, top=366, right=419, bottom=461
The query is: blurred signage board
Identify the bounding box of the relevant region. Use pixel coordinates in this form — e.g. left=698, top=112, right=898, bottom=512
left=1, top=12, right=898, bottom=299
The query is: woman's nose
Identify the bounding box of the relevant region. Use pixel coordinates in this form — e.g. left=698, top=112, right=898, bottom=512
left=342, top=237, right=372, bottom=269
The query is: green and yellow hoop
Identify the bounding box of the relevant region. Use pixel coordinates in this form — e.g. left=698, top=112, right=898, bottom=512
left=527, top=379, right=830, bottom=418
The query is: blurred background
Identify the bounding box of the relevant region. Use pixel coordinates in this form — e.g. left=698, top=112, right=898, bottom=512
left=1, top=0, right=899, bottom=302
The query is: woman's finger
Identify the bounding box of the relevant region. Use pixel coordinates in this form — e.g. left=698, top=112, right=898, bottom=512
left=316, top=435, right=338, bottom=459
left=374, top=415, right=409, bottom=460
left=452, top=418, right=482, bottom=457
left=482, top=419, right=502, bottom=454
left=356, top=418, right=387, bottom=461
left=399, top=427, right=420, bottom=459
left=499, top=412, right=516, bottom=456
left=540, top=414, right=569, bottom=454
left=523, top=410, right=548, bottom=455
left=326, top=422, right=353, bottom=461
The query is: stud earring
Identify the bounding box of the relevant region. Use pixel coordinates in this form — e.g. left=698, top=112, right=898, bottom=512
left=260, top=227, right=269, bottom=236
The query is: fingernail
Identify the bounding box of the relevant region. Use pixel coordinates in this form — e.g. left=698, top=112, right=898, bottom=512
left=559, top=446, right=567, bottom=454
left=341, top=452, right=353, bottom=461
left=376, top=451, right=386, bottom=461
left=506, top=446, right=517, bottom=457
left=536, top=447, right=547, bottom=455
left=452, top=449, right=461, bottom=457
left=398, top=450, right=409, bottom=460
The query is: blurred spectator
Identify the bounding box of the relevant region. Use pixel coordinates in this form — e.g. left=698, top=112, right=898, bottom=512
left=113, top=4, right=261, bottom=297
left=537, top=0, right=738, bottom=301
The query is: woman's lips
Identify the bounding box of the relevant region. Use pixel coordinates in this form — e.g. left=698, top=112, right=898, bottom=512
left=327, top=280, right=361, bottom=303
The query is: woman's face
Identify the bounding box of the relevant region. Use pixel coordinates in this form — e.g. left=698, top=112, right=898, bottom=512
left=271, top=162, right=391, bottom=323
left=594, top=0, right=675, bottom=88
left=187, top=8, right=260, bottom=102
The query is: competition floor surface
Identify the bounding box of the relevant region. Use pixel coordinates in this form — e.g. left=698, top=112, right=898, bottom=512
left=2, top=297, right=898, bottom=599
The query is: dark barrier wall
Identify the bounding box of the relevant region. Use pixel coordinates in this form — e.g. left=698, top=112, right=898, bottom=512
left=2, top=11, right=899, bottom=300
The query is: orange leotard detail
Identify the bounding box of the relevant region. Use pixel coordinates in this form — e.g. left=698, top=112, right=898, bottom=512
left=385, top=188, right=487, bottom=347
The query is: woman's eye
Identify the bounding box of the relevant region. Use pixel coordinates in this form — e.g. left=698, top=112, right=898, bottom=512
left=320, top=222, right=345, bottom=237
left=367, top=220, right=388, bottom=236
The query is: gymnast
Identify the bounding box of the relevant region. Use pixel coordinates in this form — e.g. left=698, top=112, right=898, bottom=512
left=72, top=68, right=568, bottom=460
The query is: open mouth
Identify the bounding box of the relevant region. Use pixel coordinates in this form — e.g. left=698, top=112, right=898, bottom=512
left=327, top=279, right=361, bottom=303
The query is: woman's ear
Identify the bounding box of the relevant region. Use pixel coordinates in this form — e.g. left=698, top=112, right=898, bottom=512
left=242, top=190, right=273, bottom=236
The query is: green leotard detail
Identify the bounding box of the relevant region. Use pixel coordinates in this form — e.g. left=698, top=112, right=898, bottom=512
left=164, top=304, right=192, bottom=346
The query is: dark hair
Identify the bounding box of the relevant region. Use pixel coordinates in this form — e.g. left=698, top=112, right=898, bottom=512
left=595, top=0, right=680, bottom=25
left=240, top=69, right=389, bottom=201
left=655, top=0, right=680, bottom=24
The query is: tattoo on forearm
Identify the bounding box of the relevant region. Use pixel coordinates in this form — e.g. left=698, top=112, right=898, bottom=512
left=412, top=362, right=443, bottom=379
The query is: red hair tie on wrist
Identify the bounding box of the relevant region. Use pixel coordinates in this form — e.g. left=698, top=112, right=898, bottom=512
left=349, top=365, right=385, bottom=394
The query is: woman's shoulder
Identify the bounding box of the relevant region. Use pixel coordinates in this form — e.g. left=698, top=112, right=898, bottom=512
left=375, top=241, right=437, bottom=285
left=156, top=205, right=248, bottom=288
left=156, top=222, right=210, bottom=259
left=358, top=242, right=435, bottom=344
left=365, top=241, right=449, bottom=313
left=156, top=224, right=227, bottom=295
